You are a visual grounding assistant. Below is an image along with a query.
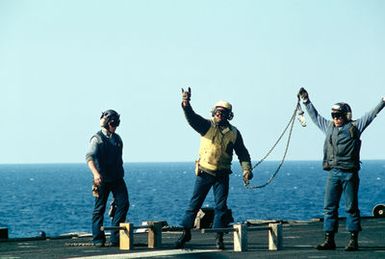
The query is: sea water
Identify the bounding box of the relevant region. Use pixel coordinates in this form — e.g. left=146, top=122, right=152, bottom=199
left=0, top=161, right=384, bottom=238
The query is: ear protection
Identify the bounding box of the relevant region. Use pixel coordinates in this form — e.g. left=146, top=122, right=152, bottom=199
left=344, top=103, right=352, bottom=121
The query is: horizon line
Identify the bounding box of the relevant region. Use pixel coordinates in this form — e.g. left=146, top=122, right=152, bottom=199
left=1, top=159, right=385, bottom=165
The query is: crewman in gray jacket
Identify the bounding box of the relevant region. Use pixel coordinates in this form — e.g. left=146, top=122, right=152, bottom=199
left=298, top=88, right=385, bottom=251
left=86, top=110, right=129, bottom=247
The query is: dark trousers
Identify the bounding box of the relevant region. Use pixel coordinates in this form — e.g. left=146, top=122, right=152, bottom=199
left=323, top=168, right=361, bottom=233
left=181, top=172, right=229, bottom=229
left=92, top=178, right=129, bottom=244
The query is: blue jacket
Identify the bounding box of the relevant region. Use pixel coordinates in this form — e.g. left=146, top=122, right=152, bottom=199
left=304, top=99, right=385, bottom=171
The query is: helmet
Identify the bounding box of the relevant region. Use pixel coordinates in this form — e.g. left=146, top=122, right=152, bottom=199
left=100, top=109, right=120, bottom=128
left=214, top=100, right=232, bottom=112
left=331, top=102, right=352, bottom=121
left=211, top=100, right=234, bottom=120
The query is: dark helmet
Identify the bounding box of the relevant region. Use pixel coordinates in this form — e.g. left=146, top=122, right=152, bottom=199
left=331, top=102, right=352, bottom=120
left=100, top=109, right=120, bottom=128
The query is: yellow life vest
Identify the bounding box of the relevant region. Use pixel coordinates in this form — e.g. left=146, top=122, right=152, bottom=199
left=198, top=121, right=238, bottom=172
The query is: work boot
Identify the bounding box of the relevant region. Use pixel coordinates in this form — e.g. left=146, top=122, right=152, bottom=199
left=345, top=232, right=359, bottom=251
left=215, top=232, right=225, bottom=250
left=316, top=232, right=336, bottom=250
left=174, top=228, right=191, bottom=249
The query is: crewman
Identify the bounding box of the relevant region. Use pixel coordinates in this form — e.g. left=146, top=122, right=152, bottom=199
left=175, top=87, right=253, bottom=250
left=86, top=110, right=129, bottom=247
left=298, top=88, right=385, bottom=251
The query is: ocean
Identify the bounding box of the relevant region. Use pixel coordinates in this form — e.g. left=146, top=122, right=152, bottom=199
left=0, top=161, right=384, bottom=238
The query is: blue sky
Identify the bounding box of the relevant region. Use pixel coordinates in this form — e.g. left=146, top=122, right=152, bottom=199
left=1, top=0, right=384, bottom=163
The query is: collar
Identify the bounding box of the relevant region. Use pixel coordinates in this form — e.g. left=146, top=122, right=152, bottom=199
left=212, top=118, right=229, bottom=127
left=101, top=128, right=112, bottom=138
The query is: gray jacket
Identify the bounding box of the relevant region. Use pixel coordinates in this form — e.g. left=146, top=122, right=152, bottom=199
left=304, top=99, right=385, bottom=171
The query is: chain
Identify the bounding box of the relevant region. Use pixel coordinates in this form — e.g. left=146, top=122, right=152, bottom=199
left=246, top=100, right=301, bottom=189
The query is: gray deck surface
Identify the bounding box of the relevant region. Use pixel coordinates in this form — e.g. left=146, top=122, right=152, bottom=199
left=1, top=217, right=385, bottom=258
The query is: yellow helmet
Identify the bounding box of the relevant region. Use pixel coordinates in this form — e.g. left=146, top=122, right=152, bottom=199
left=214, top=100, right=232, bottom=112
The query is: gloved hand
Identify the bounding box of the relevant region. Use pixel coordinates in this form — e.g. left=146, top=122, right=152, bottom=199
left=92, top=183, right=99, bottom=198
left=181, top=87, right=191, bottom=107
left=298, top=87, right=309, bottom=102
left=243, top=170, right=253, bottom=186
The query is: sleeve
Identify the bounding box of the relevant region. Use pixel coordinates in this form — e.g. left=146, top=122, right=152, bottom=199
left=182, top=104, right=211, bottom=136
left=303, top=100, right=331, bottom=134
left=354, top=98, right=385, bottom=133
left=85, top=136, right=99, bottom=162
left=233, top=130, right=252, bottom=172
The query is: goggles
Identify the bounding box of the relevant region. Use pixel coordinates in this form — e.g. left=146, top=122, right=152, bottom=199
left=214, top=108, right=230, bottom=117
left=331, top=113, right=344, bottom=119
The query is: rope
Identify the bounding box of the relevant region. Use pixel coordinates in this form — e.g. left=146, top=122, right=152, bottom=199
left=246, top=100, right=302, bottom=189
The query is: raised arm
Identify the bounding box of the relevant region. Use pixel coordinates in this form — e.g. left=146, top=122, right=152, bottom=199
left=181, top=87, right=211, bottom=135
left=298, top=88, right=331, bottom=134
left=354, top=97, right=385, bottom=133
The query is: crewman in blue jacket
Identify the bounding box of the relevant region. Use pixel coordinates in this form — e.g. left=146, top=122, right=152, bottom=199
left=298, top=88, right=385, bottom=251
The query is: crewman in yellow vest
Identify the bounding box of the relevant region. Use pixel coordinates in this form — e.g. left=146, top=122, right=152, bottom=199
left=175, top=87, right=253, bottom=250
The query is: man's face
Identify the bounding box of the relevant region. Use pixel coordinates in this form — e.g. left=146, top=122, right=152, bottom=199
left=108, top=118, right=120, bottom=132
left=331, top=112, right=345, bottom=127
left=213, top=107, right=228, bottom=123
left=108, top=122, right=118, bottom=133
